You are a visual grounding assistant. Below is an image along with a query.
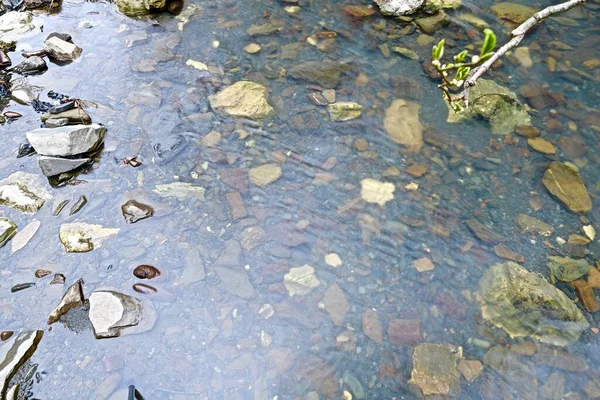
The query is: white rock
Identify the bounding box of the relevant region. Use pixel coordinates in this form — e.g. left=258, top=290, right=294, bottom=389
left=374, top=0, right=424, bottom=15
left=59, top=223, right=120, bottom=253
left=153, top=182, right=206, bottom=200
left=0, top=172, right=52, bottom=214
left=26, top=124, right=105, bottom=157
left=0, top=12, right=35, bottom=42
left=43, top=37, right=82, bottom=62
left=325, top=253, right=342, bottom=267
left=361, top=178, right=395, bottom=205
left=284, top=265, right=321, bottom=296
left=11, top=220, right=40, bottom=253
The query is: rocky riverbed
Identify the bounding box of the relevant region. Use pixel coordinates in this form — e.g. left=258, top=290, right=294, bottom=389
left=0, top=0, right=599, bottom=398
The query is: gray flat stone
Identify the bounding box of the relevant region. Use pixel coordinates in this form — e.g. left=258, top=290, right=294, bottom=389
left=38, top=156, right=91, bottom=177
left=26, top=124, right=105, bottom=157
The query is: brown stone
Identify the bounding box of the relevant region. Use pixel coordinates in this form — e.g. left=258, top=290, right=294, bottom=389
left=323, top=283, right=349, bottom=325
left=528, top=137, right=556, bottom=155
left=266, top=348, right=294, bottom=373
left=405, top=163, right=428, bottom=178
left=466, top=218, right=504, bottom=244
left=388, top=319, right=422, bottom=346
left=515, top=126, right=540, bottom=138
left=494, top=243, right=525, bottom=263
left=240, top=226, right=266, bottom=250
left=588, top=267, right=600, bottom=289
left=297, top=355, right=339, bottom=398
left=458, top=360, right=484, bottom=383
left=226, top=191, right=247, bottom=220
left=354, top=138, right=369, bottom=151
left=35, top=269, right=52, bottom=278
left=219, top=168, right=248, bottom=193
left=341, top=5, right=376, bottom=19
left=559, top=135, right=587, bottom=159
left=1, top=331, right=14, bottom=341
left=573, top=279, right=600, bottom=313
left=413, top=257, right=434, bottom=272
left=545, top=118, right=563, bottom=133
left=542, top=162, right=592, bottom=213
left=509, top=340, right=536, bottom=356
left=514, top=213, right=554, bottom=236
left=362, top=309, right=383, bottom=343
left=267, top=222, right=304, bottom=247
left=133, top=265, right=160, bottom=279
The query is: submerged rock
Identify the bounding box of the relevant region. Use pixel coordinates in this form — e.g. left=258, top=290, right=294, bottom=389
left=374, top=0, right=424, bottom=16
left=288, top=61, right=350, bottom=89
left=0, top=330, right=43, bottom=398
left=484, top=346, right=537, bottom=400
left=121, top=200, right=153, bottom=223
left=478, top=262, right=588, bottom=346
left=208, top=81, right=274, bottom=120
left=47, top=279, right=85, bottom=324
left=360, top=178, right=395, bottom=205
left=542, top=161, right=591, bottom=213
left=284, top=265, right=320, bottom=296
left=0, top=218, right=17, bottom=248
left=384, top=99, right=424, bottom=152
left=249, top=164, right=282, bottom=187
left=328, top=102, right=362, bottom=121
left=88, top=290, right=157, bottom=339
left=0, top=172, right=52, bottom=213
left=26, top=124, right=106, bottom=157
left=153, top=182, right=205, bottom=200
left=447, top=79, right=530, bottom=135
left=59, top=223, right=120, bottom=253
left=491, top=2, right=536, bottom=24
left=408, top=343, right=462, bottom=399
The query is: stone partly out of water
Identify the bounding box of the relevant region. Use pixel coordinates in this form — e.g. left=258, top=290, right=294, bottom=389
left=26, top=124, right=106, bottom=157
left=408, top=343, right=462, bottom=399
left=542, top=162, right=591, bottom=213
left=38, top=156, right=91, bottom=177
left=288, top=61, right=350, bottom=89
left=328, top=102, right=362, bottom=121
left=284, top=265, right=320, bottom=296
left=0, top=218, right=17, bottom=248
left=249, top=164, right=282, bottom=187
left=47, top=279, right=85, bottom=324
left=0, top=12, right=35, bottom=42
left=208, top=81, right=274, bottom=120
left=514, top=213, right=553, bottom=236
left=447, top=79, right=530, bottom=135
left=360, top=178, right=395, bottom=206
left=10, top=56, right=47, bottom=74
left=374, top=0, right=424, bottom=16
left=0, top=172, right=52, bottom=214
left=43, top=37, right=82, bottom=62
left=42, top=108, right=92, bottom=125
left=0, top=330, right=43, bottom=398
left=384, top=99, right=424, bottom=153
left=491, top=2, right=536, bottom=24
left=153, top=182, right=205, bottom=201
left=547, top=256, right=590, bottom=283
left=478, top=262, right=588, bottom=346
left=88, top=289, right=157, bottom=339
left=121, top=200, right=154, bottom=223
left=11, top=220, right=40, bottom=253
left=133, top=265, right=160, bottom=280
left=117, top=0, right=165, bottom=16
left=59, top=223, right=120, bottom=253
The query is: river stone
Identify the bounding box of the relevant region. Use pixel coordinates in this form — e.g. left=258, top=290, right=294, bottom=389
left=121, top=200, right=153, bottom=223
left=288, top=61, right=350, bottom=89
left=59, top=223, right=120, bottom=253
left=514, top=214, right=553, bottom=236
left=43, top=37, right=82, bottom=62
left=415, top=11, right=449, bottom=34
left=88, top=290, right=157, bottom=339
left=328, top=102, right=362, bottom=121
left=542, top=162, right=591, bottom=213
left=0, top=218, right=17, bottom=248
left=117, top=0, right=149, bottom=16
left=323, top=283, right=350, bottom=325
left=11, top=220, right=40, bottom=253
left=284, top=265, right=320, bottom=296
left=214, top=267, right=255, bottom=299
left=10, top=56, right=47, bottom=74
left=478, top=262, right=588, bottom=346
left=249, top=164, right=282, bottom=187
left=47, top=279, right=84, bottom=324
left=384, top=99, right=423, bottom=152
left=408, top=343, right=462, bottom=399
left=374, top=0, right=424, bottom=16
left=42, top=108, right=92, bottom=125
left=491, top=2, right=536, bottom=24
left=360, top=178, right=395, bottom=205
left=0, top=172, right=51, bottom=215
left=484, top=346, right=537, bottom=400
left=447, top=79, right=530, bottom=135
left=547, top=256, right=590, bottom=283
left=0, top=330, right=43, bottom=398
left=26, top=124, right=106, bottom=157
left=0, top=12, right=35, bottom=42
left=208, top=81, right=274, bottom=120
left=153, top=182, right=205, bottom=200
left=38, top=156, right=91, bottom=177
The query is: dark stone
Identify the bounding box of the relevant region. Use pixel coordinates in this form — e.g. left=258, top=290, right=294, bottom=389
left=121, top=200, right=154, bottom=223
left=133, top=283, right=157, bottom=295
left=10, top=56, right=47, bottom=74
left=133, top=265, right=161, bottom=280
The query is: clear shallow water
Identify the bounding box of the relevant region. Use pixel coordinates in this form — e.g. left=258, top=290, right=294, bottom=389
left=0, top=0, right=599, bottom=398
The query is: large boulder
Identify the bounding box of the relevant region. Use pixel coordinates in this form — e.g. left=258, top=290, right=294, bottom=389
left=208, top=81, right=274, bottom=120
left=88, top=290, right=157, bottom=339
left=374, top=0, right=425, bottom=16
left=478, top=262, right=588, bottom=346
left=26, top=124, right=105, bottom=157
left=447, top=79, right=530, bottom=135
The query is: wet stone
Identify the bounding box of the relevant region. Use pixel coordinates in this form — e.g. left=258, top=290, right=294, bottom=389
left=26, top=124, right=105, bottom=157
left=360, top=178, right=395, bottom=206
left=59, top=223, right=120, bottom=253
left=121, top=200, right=154, bottom=223
left=533, top=345, right=588, bottom=372
left=384, top=99, right=423, bottom=152
left=409, top=343, right=461, bottom=399
left=484, top=346, right=537, bottom=400
left=133, top=283, right=157, bottom=295
left=225, top=191, right=247, bottom=220
left=547, top=256, right=589, bottom=283
left=47, top=279, right=84, bottom=324
left=208, top=81, right=274, bottom=120
left=362, top=309, right=383, bottom=343
left=133, top=265, right=160, bottom=280
left=466, top=218, right=504, bottom=244
left=35, top=269, right=51, bottom=278
left=249, top=164, right=282, bottom=187
left=50, top=273, right=66, bottom=285
left=284, top=264, right=320, bottom=296
left=388, top=319, right=422, bottom=345
left=0, top=330, right=44, bottom=398
left=240, top=226, right=265, bottom=250
left=214, top=267, right=255, bottom=299
left=69, top=195, right=87, bottom=216
left=328, top=102, right=362, bottom=122
left=0, top=172, right=51, bottom=214
left=267, top=222, right=304, bottom=247
left=514, top=214, right=553, bottom=236
left=0, top=218, right=17, bottom=248
left=323, top=283, right=349, bottom=325
left=38, top=156, right=91, bottom=177
left=542, top=162, right=592, bottom=213
left=288, top=61, right=350, bottom=89
left=458, top=360, right=483, bottom=383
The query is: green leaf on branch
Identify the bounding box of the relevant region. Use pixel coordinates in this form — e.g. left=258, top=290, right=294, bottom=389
left=480, top=29, right=496, bottom=57
left=453, top=50, right=469, bottom=63
left=432, top=39, right=445, bottom=61
left=455, top=66, right=471, bottom=81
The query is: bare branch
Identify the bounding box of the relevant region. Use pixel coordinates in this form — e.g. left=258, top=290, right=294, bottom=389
left=461, top=0, right=587, bottom=101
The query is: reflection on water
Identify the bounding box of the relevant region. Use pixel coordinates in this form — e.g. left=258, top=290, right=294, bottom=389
left=0, top=0, right=599, bottom=398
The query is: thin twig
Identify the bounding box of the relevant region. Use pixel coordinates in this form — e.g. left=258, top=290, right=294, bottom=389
left=460, top=0, right=587, bottom=104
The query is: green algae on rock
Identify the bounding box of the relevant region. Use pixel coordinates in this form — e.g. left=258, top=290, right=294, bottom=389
left=328, top=102, right=362, bottom=121
left=408, top=343, right=462, bottom=399
left=478, top=262, right=588, bottom=346
left=446, top=78, right=530, bottom=135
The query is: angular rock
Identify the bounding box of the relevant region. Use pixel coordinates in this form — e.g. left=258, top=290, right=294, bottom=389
left=214, top=267, right=255, bottom=299
left=533, top=344, right=588, bottom=372
left=247, top=23, right=282, bottom=36
left=415, top=11, right=449, bottom=34
left=117, top=0, right=149, bottom=15
left=38, top=156, right=91, bottom=177
left=284, top=265, right=320, bottom=296
left=547, top=256, right=589, bottom=283
left=59, top=223, right=120, bottom=253
left=10, top=56, right=47, bottom=74
left=297, top=355, right=339, bottom=398
left=0, top=179, right=48, bottom=214
left=573, top=279, right=600, bottom=313
left=47, top=279, right=84, bottom=324
left=328, top=102, right=362, bottom=121
left=478, top=262, right=588, bottom=346
left=360, top=178, right=395, bottom=205
left=11, top=220, right=39, bottom=253
left=26, top=124, right=106, bottom=157
left=493, top=244, right=524, bottom=263
left=388, top=319, right=423, bottom=345
left=466, top=218, right=504, bottom=244
left=42, top=108, right=91, bottom=125
left=0, top=12, right=35, bottom=42
left=219, top=168, right=248, bottom=193
left=0, top=218, right=17, bottom=248
left=374, top=0, right=424, bottom=16
left=288, top=61, right=350, bottom=89
left=121, top=200, right=153, bottom=223
left=409, top=343, right=461, bottom=399
left=208, top=81, right=274, bottom=120
left=542, top=162, right=591, bottom=213
left=514, top=214, right=553, bottom=236
left=0, top=330, right=43, bottom=398
left=43, top=36, right=82, bottom=62
left=226, top=192, right=247, bottom=220
left=362, top=309, right=383, bottom=343
left=176, top=248, right=205, bottom=285
left=323, top=283, right=349, bottom=325
left=88, top=290, right=157, bottom=339
left=249, top=164, right=282, bottom=187
left=384, top=99, right=423, bottom=152
left=153, top=182, right=205, bottom=200
left=458, top=360, right=483, bottom=383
